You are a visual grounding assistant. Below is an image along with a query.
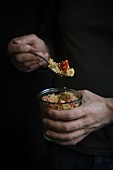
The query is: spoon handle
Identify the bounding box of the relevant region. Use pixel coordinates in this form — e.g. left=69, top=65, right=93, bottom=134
left=30, top=51, right=48, bottom=64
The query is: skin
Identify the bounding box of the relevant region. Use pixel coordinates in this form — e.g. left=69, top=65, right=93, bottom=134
left=43, top=90, right=113, bottom=145
left=8, top=34, right=113, bottom=146
left=8, top=34, right=49, bottom=72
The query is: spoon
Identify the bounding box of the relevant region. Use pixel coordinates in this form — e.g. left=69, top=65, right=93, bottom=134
left=30, top=50, right=49, bottom=64
left=30, top=51, right=75, bottom=77
left=30, top=51, right=64, bottom=77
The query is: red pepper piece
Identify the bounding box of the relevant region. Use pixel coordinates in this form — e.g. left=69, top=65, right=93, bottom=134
left=60, top=60, right=69, bottom=71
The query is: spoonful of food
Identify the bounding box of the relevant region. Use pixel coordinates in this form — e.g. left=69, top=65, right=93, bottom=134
left=30, top=51, right=75, bottom=77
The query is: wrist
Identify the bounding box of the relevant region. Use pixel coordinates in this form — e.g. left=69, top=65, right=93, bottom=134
left=106, top=98, right=113, bottom=122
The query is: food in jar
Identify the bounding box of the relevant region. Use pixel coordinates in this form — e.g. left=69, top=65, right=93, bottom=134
left=48, top=58, right=75, bottom=77
left=41, top=91, right=80, bottom=110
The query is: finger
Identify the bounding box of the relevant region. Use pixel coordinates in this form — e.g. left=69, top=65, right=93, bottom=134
left=57, top=134, right=88, bottom=146
left=11, top=34, right=39, bottom=45
left=16, top=53, right=38, bottom=62
left=44, top=128, right=87, bottom=142
left=24, top=60, right=41, bottom=67
left=11, top=61, right=29, bottom=72
left=43, top=118, right=68, bottom=132
left=43, top=116, right=89, bottom=132
left=48, top=107, right=86, bottom=121
left=25, top=69, right=35, bottom=73
left=29, top=60, right=47, bottom=70
left=29, top=63, right=41, bottom=70
left=43, top=118, right=80, bottom=132
left=38, top=51, right=50, bottom=59
left=8, top=42, right=31, bottom=53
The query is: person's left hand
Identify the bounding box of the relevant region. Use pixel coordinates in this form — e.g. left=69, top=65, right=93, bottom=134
left=42, top=90, right=113, bottom=146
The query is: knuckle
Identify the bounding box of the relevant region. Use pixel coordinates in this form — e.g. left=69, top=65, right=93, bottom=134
left=88, top=116, right=95, bottom=124
left=82, top=117, right=94, bottom=128
left=30, top=34, right=37, bottom=38
left=61, top=123, right=71, bottom=132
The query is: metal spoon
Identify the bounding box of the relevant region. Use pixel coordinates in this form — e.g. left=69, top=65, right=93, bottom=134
left=30, top=51, right=64, bottom=77
left=30, top=51, right=49, bottom=64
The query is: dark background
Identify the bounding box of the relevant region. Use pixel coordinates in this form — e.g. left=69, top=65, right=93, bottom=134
left=0, top=0, right=53, bottom=169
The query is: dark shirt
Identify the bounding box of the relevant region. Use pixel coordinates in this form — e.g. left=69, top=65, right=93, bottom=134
left=40, top=0, right=113, bottom=155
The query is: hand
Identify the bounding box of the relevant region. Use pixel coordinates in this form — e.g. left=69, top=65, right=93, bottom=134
left=8, top=34, right=50, bottom=72
left=42, top=90, right=113, bottom=146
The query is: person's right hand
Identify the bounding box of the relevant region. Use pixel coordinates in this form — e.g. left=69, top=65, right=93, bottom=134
left=8, top=34, right=50, bottom=72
